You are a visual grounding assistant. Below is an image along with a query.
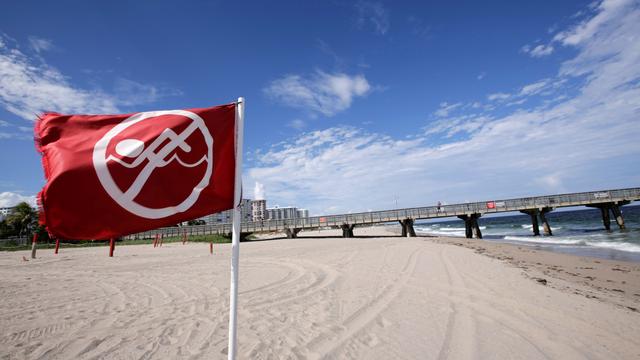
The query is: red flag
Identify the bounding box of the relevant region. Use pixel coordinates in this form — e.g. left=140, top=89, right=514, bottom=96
left=35, top=103, right=237, bottom=240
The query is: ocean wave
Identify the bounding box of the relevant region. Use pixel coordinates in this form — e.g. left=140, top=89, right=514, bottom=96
left=585, top=241, right=640, bottom=253
left=502, top=236, right=585, bottom=246
left=433, top=226, right=486, bottom=231
left=520, top=224, right=562, bottom=231
left=414, top=228, right=466, bottom=237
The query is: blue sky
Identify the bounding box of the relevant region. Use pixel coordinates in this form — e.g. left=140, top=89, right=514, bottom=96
left=1, top=0, right=639, bottom=215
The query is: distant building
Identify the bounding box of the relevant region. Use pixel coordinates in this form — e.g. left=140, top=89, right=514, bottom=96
left=0, top=207, right=13, bottom=221
left=251, top=199, right=266, bottom=221
left=297, top=209, right=309, bottom=218
left=198, top=199, right=253, bottom=224
left=265, top=206, right=309, bottom=221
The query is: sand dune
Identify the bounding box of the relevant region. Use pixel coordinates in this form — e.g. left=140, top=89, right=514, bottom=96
left=1, top=230, right=639, bottom=359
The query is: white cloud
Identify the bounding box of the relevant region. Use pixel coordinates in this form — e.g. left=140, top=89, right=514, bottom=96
left=434, top=102, right=462, bottom=117
left=247, top=0, right=640, bottom=215
left=0, top=35, right=179, bottom=121
left=477, top=72, right=486, bottom=80
left=355, top=1, right=390, bottom=35
left=522, top=44, right=555, bottom=57
left=264, top=70, right=371, bottom=116
left=0, top=37, right=118, bottom=120
left=0, top=192, right=36, bottom=208
left=287, top=119, right=306, bottom=130
left=519, top=79, right=550, bottom=96
left=487, top=92, right=510, bottom=101
left=28, top=36, right=54, bottom=53
left=553, top=0, right=632, bottom=46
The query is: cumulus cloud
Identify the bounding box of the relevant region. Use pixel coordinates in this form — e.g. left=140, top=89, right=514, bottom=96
left=248, top=0, right=640, bottom=215
left=264, top=70, right=371, bottom=116
left=0, top=192, right=37, bottom=208
left=0, top=35, right=179, bottom=121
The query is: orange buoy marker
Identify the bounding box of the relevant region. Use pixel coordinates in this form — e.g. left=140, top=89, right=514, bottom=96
left=109, top=238, right=115, bottom=257
left=54, top=238, right=60, bottom=254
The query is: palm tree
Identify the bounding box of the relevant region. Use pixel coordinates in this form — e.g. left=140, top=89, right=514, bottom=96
left=5, top=202, right=38, bottom=239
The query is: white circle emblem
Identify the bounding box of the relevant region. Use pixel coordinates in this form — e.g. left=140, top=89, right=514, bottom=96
left=93, top=110, right=213, bottom=219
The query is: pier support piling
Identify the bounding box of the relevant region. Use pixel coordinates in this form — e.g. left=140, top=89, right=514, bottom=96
left=341, top=224, right=355, bottom=238
left=540, top=207, right=553, bottom=236
left=457, top=214, right=482, bottom=239
left=520, top=210, right=540, bottom=236
left=399, top=219, right=416, bottom=237
left=285, top=228, right=301, bottom=239
left=600, top=207, right=611, bottom=231
left=471, top=215, right=483, bottom=239
left=611, top=204, right=625, bottom=230
left=587, top=201, right=628, bottom=231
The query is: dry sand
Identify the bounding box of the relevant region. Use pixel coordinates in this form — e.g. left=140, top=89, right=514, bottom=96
left=1, top=226, right=639, bottom=359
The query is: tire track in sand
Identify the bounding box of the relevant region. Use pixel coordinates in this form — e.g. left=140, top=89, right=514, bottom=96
left=306, top=246, right=422, bottom=358
left=436, top=246, right=592, bottom=359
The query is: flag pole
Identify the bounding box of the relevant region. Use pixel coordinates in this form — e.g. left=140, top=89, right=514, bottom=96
left=228, top=97, right=244, bottom=360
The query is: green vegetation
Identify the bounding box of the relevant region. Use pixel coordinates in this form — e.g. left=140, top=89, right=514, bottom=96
left=0, top=202, right=239, bottom=252
left=0, top=202, right=47, bottom=241
left=0, top=233, right=231, bottom=252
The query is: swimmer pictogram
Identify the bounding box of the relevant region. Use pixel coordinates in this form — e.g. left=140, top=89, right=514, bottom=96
left=92, top=110, right=214, bottom=219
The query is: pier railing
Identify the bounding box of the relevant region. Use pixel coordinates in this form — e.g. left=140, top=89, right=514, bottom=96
left=125, top=187, right=640, bottom=239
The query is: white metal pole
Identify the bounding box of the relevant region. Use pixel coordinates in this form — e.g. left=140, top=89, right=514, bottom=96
left=228, top=97, right=244, bottom=360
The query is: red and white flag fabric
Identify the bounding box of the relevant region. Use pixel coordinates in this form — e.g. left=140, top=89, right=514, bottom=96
left=35, top=103, right=237, bottom=240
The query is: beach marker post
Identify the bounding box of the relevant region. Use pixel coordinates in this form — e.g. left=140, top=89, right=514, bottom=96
left=30, top=233, right=38, bottom=259
left=209, top=241, right=213, bottom=255
left=228, top=97, right=245, bottom=360
left=54, top=238, right=60, bottom=254
left=109, top=238, right=115, bottom=257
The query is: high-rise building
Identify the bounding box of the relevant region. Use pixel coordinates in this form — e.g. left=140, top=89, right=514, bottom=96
left=251, top=199, right=266, bottom=221
left=297, top=209, right=309, bottom=218
left=198, top=199, right=253, bottom=224
left=265, top=206, right=309, bottom=221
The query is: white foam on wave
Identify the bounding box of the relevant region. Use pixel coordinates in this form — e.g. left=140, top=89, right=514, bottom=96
left=435, top=226, right=486, bottom=231
left=585, top=241, right=640, bottom=253
left=520, top=224, right=562, bottom=231
left=414, top=227, right=466, bottom=237
left=502, top=236, right=585, bottom=246
left=503, top=236, right=640, bottom=253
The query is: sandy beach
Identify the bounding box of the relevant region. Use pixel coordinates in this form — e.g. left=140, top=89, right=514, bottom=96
left=1, top=227, right=639, bottom=359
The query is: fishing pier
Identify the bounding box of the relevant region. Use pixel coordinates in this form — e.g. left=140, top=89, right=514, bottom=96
left=128, top=187, right=640, bottom=240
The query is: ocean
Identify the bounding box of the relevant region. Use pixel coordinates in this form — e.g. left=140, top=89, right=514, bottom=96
left=414, top=205, right=640, bottom=262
